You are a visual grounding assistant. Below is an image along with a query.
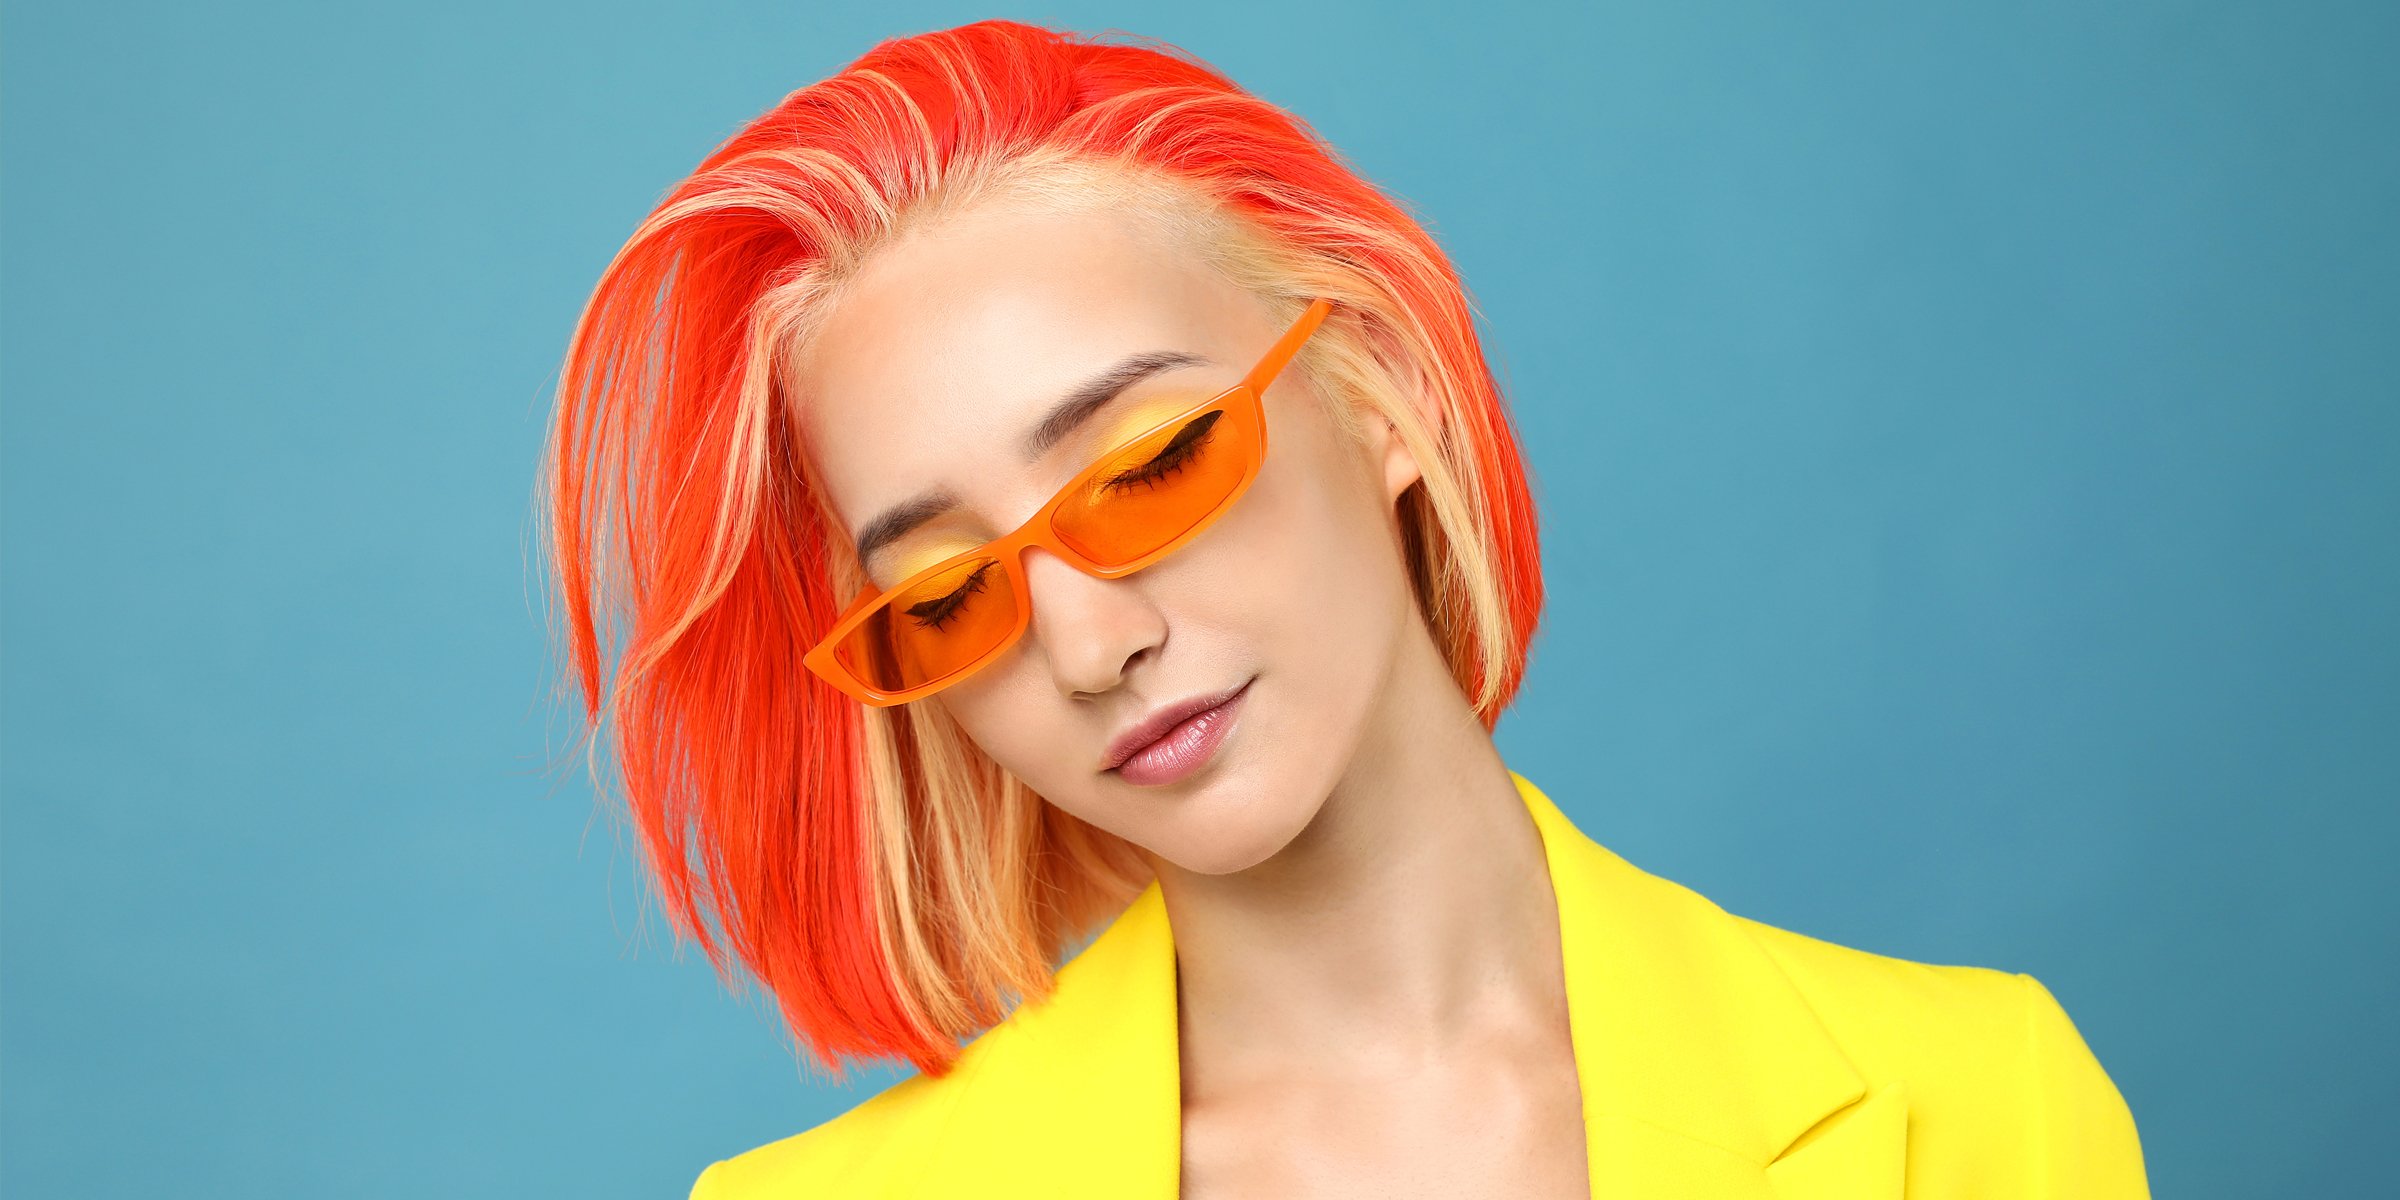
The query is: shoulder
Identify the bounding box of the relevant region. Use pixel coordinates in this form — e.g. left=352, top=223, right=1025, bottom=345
left=1730, top=912, right=2151, bottom=1191
left=1732, top=911, right=2029, bottom=1064
left=686, top=884, right=1178, bottom=1198
left=684, top=1035, right=997, bottom=1199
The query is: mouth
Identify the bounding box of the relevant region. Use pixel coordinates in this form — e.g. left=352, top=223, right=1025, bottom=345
left=1103, top=676, right=1255, bottom=787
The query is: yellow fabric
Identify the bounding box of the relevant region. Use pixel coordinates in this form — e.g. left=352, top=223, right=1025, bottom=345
left=692, top=770, right=2151, bottom=1197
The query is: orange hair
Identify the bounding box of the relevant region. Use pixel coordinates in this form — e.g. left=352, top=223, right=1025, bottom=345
left=537, top=19, right=1544, bottom=1082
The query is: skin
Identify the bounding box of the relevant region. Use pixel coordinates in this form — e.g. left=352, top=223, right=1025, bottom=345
left=791, top=193, right=1590, bottom=1199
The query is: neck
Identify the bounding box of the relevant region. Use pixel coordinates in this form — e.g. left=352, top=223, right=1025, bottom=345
left=1148, top=615, right=1566, bottom=1100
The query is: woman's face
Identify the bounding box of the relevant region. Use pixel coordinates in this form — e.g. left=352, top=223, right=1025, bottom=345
left=792, top=197, right=1426, bottom=876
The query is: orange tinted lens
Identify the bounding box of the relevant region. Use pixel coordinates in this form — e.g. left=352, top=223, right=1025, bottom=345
left=1051, top=397, right=1257, bottom=565
left=830, top=554, right=1021, bottom=695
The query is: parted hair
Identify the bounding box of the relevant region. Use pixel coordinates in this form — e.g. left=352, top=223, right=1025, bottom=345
left=538, top=18, right=1544, bottom=1082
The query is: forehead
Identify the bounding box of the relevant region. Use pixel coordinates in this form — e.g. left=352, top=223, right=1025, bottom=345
left=790, top=198, right=1266, bottom=538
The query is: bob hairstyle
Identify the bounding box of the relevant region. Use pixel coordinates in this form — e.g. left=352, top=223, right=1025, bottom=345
left=539, top=18, right=1545, bottom=1082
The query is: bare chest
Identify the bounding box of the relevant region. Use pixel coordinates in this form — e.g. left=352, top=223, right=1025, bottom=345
left=1177, top=1053, right=1590, bottom=1200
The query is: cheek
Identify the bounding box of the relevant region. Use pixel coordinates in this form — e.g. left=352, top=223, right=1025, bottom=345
left=928, top=669, right=1072, bottom=785
left=1266, top=410, right=1405, bottom=615
left=1193, top=417, right=1413, bottom=719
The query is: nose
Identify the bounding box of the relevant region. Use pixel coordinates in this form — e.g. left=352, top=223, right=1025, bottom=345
left=1017, top=545, right=1163, bottom=697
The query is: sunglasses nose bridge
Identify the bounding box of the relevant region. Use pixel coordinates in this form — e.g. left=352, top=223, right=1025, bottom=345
left=981, top=526, right=1095, bottom=648
left=1012, top=536, right=1109, bottom=596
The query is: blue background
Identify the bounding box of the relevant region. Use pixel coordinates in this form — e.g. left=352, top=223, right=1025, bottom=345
left=5, top=2, right=2393, bottom=1195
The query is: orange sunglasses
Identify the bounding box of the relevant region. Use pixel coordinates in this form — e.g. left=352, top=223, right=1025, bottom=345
left=804, top=297, right=1336, bottom=706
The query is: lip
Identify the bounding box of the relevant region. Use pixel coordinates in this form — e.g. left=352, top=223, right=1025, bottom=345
left=1101, top=677, right=1254, bottom=784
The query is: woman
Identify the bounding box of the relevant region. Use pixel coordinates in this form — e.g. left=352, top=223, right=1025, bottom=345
left=540, top=19, right=2150, bottom=1198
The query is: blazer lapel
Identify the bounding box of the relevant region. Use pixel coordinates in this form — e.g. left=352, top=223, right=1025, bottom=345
left=915, top=769, right=1905, bottom=1198
left=1517, top=772, right=1907, bottom=1199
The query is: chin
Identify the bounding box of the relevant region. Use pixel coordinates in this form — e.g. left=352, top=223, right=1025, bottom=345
left=1154, top=772, right=1325, bottom=877
left=1159, top=839, right=1286, bottom=878
left=1162, top=834, right=1281, bottom=877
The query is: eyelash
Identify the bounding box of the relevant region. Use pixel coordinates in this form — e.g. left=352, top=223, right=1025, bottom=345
left=1100, top=411, right=1221, bottom=494
left=905, top=560, right=997, bottom=631
left=901, top=411, right=1226, bottom=629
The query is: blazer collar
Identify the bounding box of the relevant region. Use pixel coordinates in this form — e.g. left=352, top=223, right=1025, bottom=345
left=908, top=770, right=1905, bottom=1198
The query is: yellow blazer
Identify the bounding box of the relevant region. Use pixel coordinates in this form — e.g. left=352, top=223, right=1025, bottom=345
left=692, top=770, right=2151, bottom=1197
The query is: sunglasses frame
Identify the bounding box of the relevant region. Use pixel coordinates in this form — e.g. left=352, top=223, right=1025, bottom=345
left=803, top=296, right=1337, bottom=707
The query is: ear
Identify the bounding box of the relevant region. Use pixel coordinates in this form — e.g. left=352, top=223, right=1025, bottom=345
left=1359, top=319, right=1442, bottom=505
left=1375, top=411, right=1424, bottom=505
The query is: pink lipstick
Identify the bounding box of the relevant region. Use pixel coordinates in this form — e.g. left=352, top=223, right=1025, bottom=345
left=1106, top=679, right=1252, bottom=787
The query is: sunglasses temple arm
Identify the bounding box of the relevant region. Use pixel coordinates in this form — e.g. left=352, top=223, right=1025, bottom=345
left=1243, top=298, right=1335, bottom=392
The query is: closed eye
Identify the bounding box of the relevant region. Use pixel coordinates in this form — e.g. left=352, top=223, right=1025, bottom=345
left=1101, top=411, right=1222, bottom=493
left=904, top=560, right=998, bottom=630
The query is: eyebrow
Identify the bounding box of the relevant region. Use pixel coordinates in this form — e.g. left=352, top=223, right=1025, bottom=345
left=849, top=349, right=1213, bottom=568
